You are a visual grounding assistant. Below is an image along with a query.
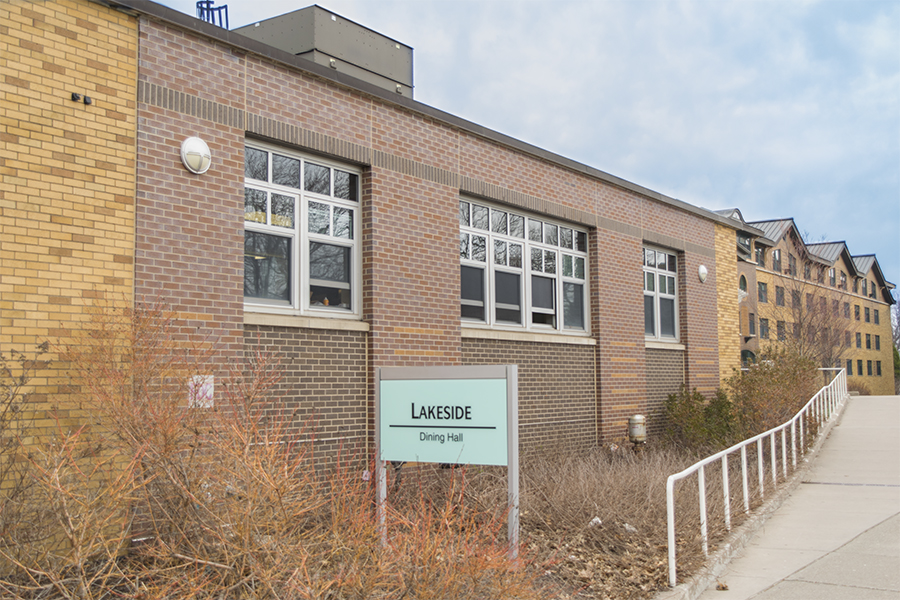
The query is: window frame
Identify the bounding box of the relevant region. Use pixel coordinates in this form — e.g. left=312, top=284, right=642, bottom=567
left=243, top=142, right=362, bottom=320
left=459, top=198, right=589, bottom=335
left=758, top=282, right=768, bottom=303
left=643, top=245, right=680, bottom=342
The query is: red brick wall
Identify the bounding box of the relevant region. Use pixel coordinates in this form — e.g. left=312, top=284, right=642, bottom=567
left=133, top=15, right=724, bottom=452
left=134, top=103, right=244, bottom=360
left=244, top=325, right=368, bottom=455
left=646, top=348, right=685, bottom=436
left=462, top=338, right=596, bottom=452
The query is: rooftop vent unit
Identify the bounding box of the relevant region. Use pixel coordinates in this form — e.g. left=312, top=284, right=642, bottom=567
left=234, top=5, right=413, bottom=98
left=197, top=1, right=228, bottom=29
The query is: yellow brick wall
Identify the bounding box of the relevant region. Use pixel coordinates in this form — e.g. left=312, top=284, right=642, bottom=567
left=0, top=0, right=137, bottom=436
left=848, top=293, right=895, bottom=395
left=715, top=224, right=741, bottom=383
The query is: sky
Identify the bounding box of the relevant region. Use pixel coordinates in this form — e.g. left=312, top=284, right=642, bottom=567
left=162, top=0, right=900, bottom=294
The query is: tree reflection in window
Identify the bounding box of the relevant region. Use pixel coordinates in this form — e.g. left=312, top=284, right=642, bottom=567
left=244, top=231, right=290, bottom=302
left=309, top=242, right=350, bottom=309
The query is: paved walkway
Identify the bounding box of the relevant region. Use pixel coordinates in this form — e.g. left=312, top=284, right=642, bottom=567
left=696, top=394, right=900, bottom=600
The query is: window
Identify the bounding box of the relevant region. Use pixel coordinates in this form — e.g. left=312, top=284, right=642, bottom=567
left=857, top=359, right=863, bottom=375
left=867, top=360, right=873, bottom=376
left=244, top=144, right=360, bottom=316
left=853, top=278, right=859, bottom=294
left=788, top=254, right=797, bottom=276
left=832, top=299, right=839, bottom=317
left=865, top=307, right=870, bottom=323
left=806, top=293, right=813, bottom=310
left=755, top=245, right=765, bottom=267
left=739, top=275, right=747, bottom=293
left=775, top=286, right=785, bottom=306
left=840, top=271, right=847, bottom=290
left=844, top=330, right=851, bottom=347
left=758, top=282, right=768, bottom=303
left=803, top=263, right=811, bottom=280
left=793, top=322, right=801, bottom=338
left=748, top=313, right=756, bottom=336
left=862, top=280, right=868, bottom=296
left=866, top=334, right=871, bottom=349
left=870, top=281, right=876, bottom=298
left=874, top=309, right=880, bottom=324
left=777, top=321, right=786, bottom=341
left=875, top=335, right=880, bottom=351
left=817, top=268, right=824, bottom=284
left=846, top=359, right=852, bottom=376
left=855, top=305, right=860, bottom=320
left=759, top=318, right=769, bottom=339
left=856, top=332, right=861, bottom=348
left=643, top=246, right=678, bottom=340
left=876, top=361, right=882, bottom=376
left=792, top=290, right=801, bottom=309
left=828, top=268, right=835, bottom=286
left=460, top=199, right=588, bottom=332
left=771, top=249, right=782, bottom=273
left=843, top=302, right=850, bottom=319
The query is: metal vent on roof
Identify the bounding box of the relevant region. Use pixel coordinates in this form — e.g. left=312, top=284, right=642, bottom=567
left=197, top=1, right=229, bottom=29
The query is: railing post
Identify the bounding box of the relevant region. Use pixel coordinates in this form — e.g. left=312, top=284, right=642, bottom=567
left=741, top=445, right=750, bottom=514
left=699, top=465, right=708, bottom=556
left=770, top=432, right=777, bottom=485
left=667, top=476, right=677, bottom=587
left=799, top=409, right=805, bottom=453
left=757, top=438, right=764, bottom=499
left=780, top=428, right=787, bottom=478
left=791, top=420, right=797, bottom=468
left=722, top=455, right=731, bottom=531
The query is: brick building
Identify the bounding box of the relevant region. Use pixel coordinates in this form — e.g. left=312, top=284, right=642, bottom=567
left=2, top=0, right=894, bottom=463
left=720, top=215, right=896, bottom=395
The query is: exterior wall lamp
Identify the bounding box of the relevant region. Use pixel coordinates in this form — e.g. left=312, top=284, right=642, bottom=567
left=180, top=137, right=212, bottom=174
left=698, top=265, right=708, bottom=283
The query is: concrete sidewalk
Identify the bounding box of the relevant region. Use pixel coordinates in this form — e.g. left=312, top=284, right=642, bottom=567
left=696, top=395, right=900, bottom=600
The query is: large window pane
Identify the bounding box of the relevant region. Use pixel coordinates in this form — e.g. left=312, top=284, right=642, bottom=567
left=272, top=154, right=300, bottom=188
left=308, top=201, right=330, bottom=235
left=495, top=271, right=521, bottom=324
left=509, top=214, right=525, bottom=238
left=532, top=275, right=555, bottom=327
left=461, top=265, right=485, bottom=321
left=244, top=188, right=267, bottom=223
left=532, top=275, right=554, bottom=309
left=333, top=207, right=353, bottom=239
left=334, top=170, right=358, bottom=201
left=271, top=193, right=294, bottom=228
left=660, top=297, right=676, bottom=337
left=304, top=163, right=330, bottom=195
left=491, top=210, right=508, bottom=235
left=309, top=242, right=351, bottom=309
left=459, top=201, right=470, bottom=227
left=563, top=282, right=584, bottom=329
left=644, top=295, right=655, bottom=335
left=244, top=231, right=290, bottom=302
left=472, top=205, right=489, bottom=230
left=245, top=147, right=268, bottom=181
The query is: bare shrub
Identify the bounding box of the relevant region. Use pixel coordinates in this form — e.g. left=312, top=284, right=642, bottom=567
left=726, top=346, right=819, bottom=438
left=0, top=301, right=544, bottom=599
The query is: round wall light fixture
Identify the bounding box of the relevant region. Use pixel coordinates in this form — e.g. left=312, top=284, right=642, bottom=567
left=180, top=137, right=212, bottom=174
left=698, top=265, right=708, bottom=283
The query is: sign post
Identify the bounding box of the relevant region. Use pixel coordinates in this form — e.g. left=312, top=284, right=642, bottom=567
left=375, top=365, right=519, bottom=556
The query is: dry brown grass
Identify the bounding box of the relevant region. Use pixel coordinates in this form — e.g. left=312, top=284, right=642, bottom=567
left=0, top=301, right=815, bottom=599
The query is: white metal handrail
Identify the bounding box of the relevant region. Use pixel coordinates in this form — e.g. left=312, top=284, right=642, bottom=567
left=665, top=368, right=847, bottom=587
